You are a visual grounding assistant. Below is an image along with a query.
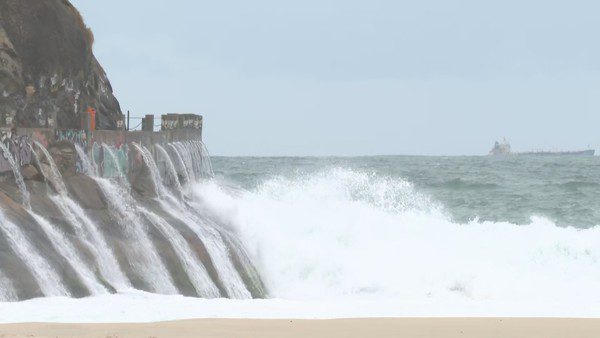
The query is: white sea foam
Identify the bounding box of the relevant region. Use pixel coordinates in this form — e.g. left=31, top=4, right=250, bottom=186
left=191, top=168, right=600, bottom=307
left=2, top=167, right=600, bottom=321
left=0, top=287, right=599, bottom=323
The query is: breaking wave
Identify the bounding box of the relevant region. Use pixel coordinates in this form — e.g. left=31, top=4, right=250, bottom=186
left=192, top=168, right=600, bottom=306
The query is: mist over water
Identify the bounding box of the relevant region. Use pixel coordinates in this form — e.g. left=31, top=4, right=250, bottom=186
left=195, top=156, right=600, bottom=305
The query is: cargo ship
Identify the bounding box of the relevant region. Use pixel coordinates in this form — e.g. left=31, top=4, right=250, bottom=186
left=489, top=139, right=595, bottom=156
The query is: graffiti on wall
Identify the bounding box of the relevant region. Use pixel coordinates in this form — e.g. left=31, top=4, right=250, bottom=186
left=0, top=129, right=33, bottom=173
left=162, top=118, right=179, bottom=130
left=182, top=115, right=202, bottom=129
left=91, top=142, right=128, bottom=178
left=161, top=114, right=202, bottom=130
left=55, top=129, right=88, bottom=149
left=56, top=129, right=88, bottom=174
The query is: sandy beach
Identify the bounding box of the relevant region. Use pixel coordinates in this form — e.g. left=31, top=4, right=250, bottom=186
left=0, top=318, right=599, bottom=338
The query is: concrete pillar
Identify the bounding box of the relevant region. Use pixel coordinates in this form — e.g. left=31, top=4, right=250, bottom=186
left=161, top=114, right=179, bottom=131
left=142, top=114, right=154, bottom=131
left=178, top=114, right=203, bottom=129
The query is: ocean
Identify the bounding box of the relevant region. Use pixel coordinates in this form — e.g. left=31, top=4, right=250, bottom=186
left=213, top=155, right=600, bottom=228
left=2, top=155, right=600, bottom=321
left=186, top=155, right=600, bottom=314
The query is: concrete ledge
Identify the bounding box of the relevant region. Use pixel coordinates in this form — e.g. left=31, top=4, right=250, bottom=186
left=0, top=124, right=203, bottom=174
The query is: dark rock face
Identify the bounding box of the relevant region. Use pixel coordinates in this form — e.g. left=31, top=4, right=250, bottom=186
left=20, top=164, right=41, bottom=181
left=48, top=140, right=77, bottom=177
left=65, top=175, right=106, bottom=210
left=0, top=0, right=122, bottom=129
left=129, top=147, right=158, bottom=199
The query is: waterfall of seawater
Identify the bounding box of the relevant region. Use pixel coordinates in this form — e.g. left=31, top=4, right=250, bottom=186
left=92, top=145, right=179, bottom=294
left=29, top=213, right=108, bottom=295
left=101, top=143, right=126, bottom=180
left=167, top=143, right=191, bottom=185
left=0, top=210, right=69, bottom=297
left=0, top=144, right=69, bottom=297
left=132, top=144, right=166, bottom=198
left=0, top=138, right=262, bottom=301
left=196, top=141, right=214, bottom=178
left=49, top=195, right=130, bottom=290
left=177, top=141, right=213, bottom=178
left=78, top=144, right=177, bottom=294
left=0, top=269, right=17, bottom=301
left=0, top=143, right=30, bottom=208
left=32, top=141, right=68, bottom=194
left=137, top=142, right=253, bottom=298
left=160, top=205, right=252, bottom=299
left=184, top=142, right=201, bottom=179
left=173, top=142, right=197, bottom=182
left=75, top=144, right=97, bottom=176
left=132, top=144, right=225, bottom=297
left=31, top=142, right=112, bottom=295
left=155, top=144, right=183, bottom=195
left=140, top=208, right=220, bottom=297
left=176, top=141, right=214, bottom=179
left=93, top=176, right=178, bottom=294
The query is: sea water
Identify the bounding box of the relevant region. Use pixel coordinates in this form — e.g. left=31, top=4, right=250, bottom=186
left=2, top=155, right=600, bottom=321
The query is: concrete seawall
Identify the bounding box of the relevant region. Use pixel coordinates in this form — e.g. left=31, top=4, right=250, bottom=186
left=0, top=115, right=268, bottom=300
left=0, top=114, right=203, bottom=175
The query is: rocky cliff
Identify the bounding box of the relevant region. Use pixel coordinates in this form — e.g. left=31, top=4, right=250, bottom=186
left=0, top=0, right=121, bottom=129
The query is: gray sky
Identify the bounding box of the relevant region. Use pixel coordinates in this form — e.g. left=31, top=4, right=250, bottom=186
left=72, top=0, right=600, bottom=156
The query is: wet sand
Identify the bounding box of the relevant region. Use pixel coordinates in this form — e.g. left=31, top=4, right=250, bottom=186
left=1, top=318, right=600, bottom=338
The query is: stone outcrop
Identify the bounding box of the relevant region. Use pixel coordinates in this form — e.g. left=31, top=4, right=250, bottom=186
left=0, top=0, right=122, bottom=129
left=0, top=140, right=268, bottom=300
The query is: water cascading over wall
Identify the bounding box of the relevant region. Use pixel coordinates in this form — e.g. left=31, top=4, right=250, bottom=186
left=0, top=138, right=266, bottom=301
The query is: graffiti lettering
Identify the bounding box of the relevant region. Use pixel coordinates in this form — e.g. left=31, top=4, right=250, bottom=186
left=55, top=129, right=88, bottom=149
left=0, top=130, right=33, bottom=173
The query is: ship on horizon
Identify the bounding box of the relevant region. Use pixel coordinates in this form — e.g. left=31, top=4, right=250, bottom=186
left=489, top=139, right=595, bottom=156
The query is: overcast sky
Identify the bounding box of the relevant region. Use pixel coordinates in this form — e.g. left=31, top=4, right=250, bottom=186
left=71, top=0, right=600, bottom=156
